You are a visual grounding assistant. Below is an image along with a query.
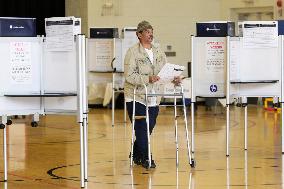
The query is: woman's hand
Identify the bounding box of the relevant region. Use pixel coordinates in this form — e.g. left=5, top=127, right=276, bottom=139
left=172, top=76, right=182, bottom=86
left=149, top=75, right=160, bottom=83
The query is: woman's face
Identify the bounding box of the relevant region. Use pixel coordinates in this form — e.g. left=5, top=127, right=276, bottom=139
left=138, top=28, right=153, bottom=44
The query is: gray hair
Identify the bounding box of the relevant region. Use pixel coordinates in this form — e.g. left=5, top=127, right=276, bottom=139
left=137, top=20, right=153, bottom=33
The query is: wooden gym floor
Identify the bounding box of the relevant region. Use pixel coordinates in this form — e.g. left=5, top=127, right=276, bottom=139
left=0, top=105, right=283, bottom=189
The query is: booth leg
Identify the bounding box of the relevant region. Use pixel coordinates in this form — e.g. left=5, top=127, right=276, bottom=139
left=244, top=106, right=248, bottom=150
left=3, top=124, right=7, bottom=181
left=191, top=103, right=194, bottom=153
left=112, top=72, right=115, bottom=127
left=2, top=115, right=7, bottom=181
left=80, top=122, right=85, bottom=188
left=83, top=116, right=88, bottom=181
left=226, top=105, right=230, bottom=157
left=191, top=102, right=195, bottom=167
left=112, top=90, right=115, bottom=127
left=282, top=102, right=284, bottom=153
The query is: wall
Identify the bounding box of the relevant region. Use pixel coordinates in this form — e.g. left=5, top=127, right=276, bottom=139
left=86, top=0, right=222, bottom=72
left=66, top=0, right=283, bottom=68
left=65, top=0, right=88, bottom=35
left=220, top=0, right=277, bottom=21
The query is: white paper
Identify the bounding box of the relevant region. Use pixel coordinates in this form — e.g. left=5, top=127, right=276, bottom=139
left=229, top=39, right=241, bottom=81
left=243, top=21, right=278, bottom=48
left=10, top=42, right=32, bottom=84
left=157, top=63, right=185, bottom=83
left=205, top=41, right=225, bottom=73
left=95, top=40, right=114, bottom=71
left=45, top=17, right=76, bottom=51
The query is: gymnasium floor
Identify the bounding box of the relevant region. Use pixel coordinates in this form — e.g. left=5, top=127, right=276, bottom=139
left=0, top=105, right=283, bottom=189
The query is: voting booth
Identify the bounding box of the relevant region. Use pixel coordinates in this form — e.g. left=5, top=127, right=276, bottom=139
left=87, top=30, right=125, bottom=126
left=191, top=21, right=284, bottom=156
left=226, top=21, right=283, bottom=155
left=0, top=35, right=88, bottom=187
left=87, top=27, right=138, bottom=126
left=87, top=28, right=122, bottom=105
left=0, top=16, right=88, bottom=188
left=191, top=36, right=227, bottom=157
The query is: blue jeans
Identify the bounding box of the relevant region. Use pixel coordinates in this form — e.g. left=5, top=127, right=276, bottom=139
left=126, top=102, right=159, bottom=158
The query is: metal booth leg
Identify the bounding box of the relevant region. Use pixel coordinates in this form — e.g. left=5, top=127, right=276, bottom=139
left=190, top=102, right=195, bottom=164
left=112, top=73, right=115, bottom=127
left=226, top=104, right=230, bottom=157
left=2, top=115, right=8, bottom=181
left=244, top=104, right=248, bottom=150
left=242, top=97, right=248, bottom=151
left=80, top=121, right=85, bottom=188
left=282, top=102, right=284, bottom=153
left=83, top=115, right=88, bottom=181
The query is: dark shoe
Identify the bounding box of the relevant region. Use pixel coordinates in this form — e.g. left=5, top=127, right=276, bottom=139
left=141, top=158, right=156, bottom=169
left=133, top=156, right=142, bottom=165
left=129, top=152, right=142, bottom=165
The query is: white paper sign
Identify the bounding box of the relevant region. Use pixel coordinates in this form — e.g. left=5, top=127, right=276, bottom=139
left=229, top=39, right=241, bottom=81
left=10, top=42, right=32, bottom=84
left=95, top=40, right=114, bottom=71
left=45, top=18, right=74, bottom=51
left=243, top=21, right=278, bottom=48
left=205, top=41, right=225, bottom=73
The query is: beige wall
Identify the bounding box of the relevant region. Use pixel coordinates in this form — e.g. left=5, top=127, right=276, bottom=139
left=66, top=0, right=281, bottom=70
left=86, top=0, right=221, bottom=72
left=220, top=0, right=277, bottom=20
left=65, top=0, right=88, bottom=35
